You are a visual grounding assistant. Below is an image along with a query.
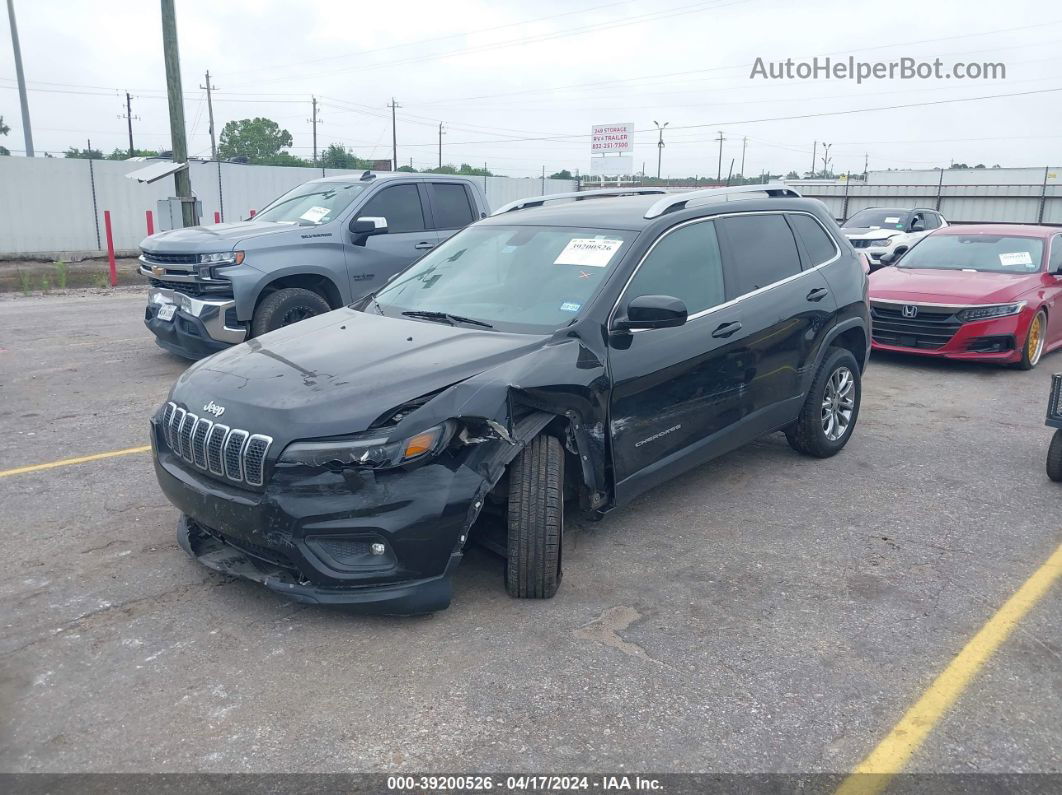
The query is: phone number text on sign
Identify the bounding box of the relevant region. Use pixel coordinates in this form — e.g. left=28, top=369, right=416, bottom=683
left=591, top=123, right=634, bottom=153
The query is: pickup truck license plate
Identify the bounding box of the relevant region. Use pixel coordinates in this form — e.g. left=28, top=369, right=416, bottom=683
left=157, top=304, right=177, bottom=321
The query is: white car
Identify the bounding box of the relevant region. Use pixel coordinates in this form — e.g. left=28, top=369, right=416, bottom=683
left=840, top=207, right=948, bottom=269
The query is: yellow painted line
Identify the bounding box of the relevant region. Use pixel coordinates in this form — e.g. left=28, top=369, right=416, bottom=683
left=837, top=542, right=1062, bottom=795
left=0, top=445, right=151, bottom=479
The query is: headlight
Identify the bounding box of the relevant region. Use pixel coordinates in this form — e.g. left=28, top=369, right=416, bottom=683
left=868, top=237, right=894, bottom=247
left=198, top=251, right=245, bottom=265
left=957, top=302, right=1026, bottom=322
left=278, top=423, right=451, bottom=469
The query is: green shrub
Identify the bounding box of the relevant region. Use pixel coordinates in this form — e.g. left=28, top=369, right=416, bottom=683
left=55, top=259, right=68, bottom=289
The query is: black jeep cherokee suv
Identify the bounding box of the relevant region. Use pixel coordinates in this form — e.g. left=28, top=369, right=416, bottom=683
left=151, top=185, right=870, bottom=614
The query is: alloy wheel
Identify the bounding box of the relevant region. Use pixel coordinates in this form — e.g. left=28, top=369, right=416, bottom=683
left=821, top=366, right=855, bottom=442
left=1027, top=312, right=1045, bottom=367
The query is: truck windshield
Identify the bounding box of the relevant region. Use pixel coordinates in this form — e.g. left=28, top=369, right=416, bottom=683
left=898, top=234, right=1044, bottom=273
left=254, top=182, right=367, bottom=224
left=372, top=224, right=635, bottom=333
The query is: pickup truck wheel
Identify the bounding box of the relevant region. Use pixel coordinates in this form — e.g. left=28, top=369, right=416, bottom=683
left=505, top=434, right=563, bottom=599
left=785, top=346, right=861, bottom=458
left=1047, top=430, right=1062, bottom=482
left=251, top=288, right=331, bottom=337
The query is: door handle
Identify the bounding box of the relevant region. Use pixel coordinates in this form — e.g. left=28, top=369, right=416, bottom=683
left=414, top=241, right=435, bottom=250
left=806, top=287, right=829, bottom=302
left=711, top=321, right=742, bottom=338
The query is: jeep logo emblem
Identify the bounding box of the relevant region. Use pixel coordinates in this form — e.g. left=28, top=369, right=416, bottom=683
left=902, top=305, right=919, bottom=318
left=203, top=401, right=225, bottom=418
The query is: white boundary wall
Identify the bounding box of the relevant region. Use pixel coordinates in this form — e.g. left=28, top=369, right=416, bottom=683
left=0, top=157, right=575, bottom=256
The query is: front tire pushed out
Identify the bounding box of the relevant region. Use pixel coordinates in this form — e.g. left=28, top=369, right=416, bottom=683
left=506, top=434, right=563, bottom=599
left=786, top=346, right=862, bottom=458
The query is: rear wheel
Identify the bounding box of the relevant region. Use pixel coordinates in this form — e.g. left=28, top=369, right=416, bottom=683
left=1017, top=309, right=1047, bottom=370
left=251, top=287, right=331, bottom=337
left=505, top=434, right=563, bottom=599
left=1047, top=430, right=1062, bottom=482
left=785, top=347, right=862, bottom=458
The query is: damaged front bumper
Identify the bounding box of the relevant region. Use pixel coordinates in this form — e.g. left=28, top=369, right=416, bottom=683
left=145, top=286, right=247, bottom=360
left=177, top=515, right=460, bottom=613
left=151, top=417, right=511, bottom=615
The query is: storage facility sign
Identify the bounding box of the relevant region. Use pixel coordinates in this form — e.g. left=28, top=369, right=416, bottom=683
left=591, top=123, right=634, bottom=154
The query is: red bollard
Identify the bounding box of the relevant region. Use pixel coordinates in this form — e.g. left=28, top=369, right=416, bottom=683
left=145, top=209, right=154, bottom=236
left=249, top=208, right=256, bottom=217
left=214, top=211, right=221, bottom=224
left=104, top=210, right=118, bottom=287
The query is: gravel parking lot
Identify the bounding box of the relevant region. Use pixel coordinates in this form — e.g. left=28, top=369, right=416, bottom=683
left=1, top=290, right=1059, bottom=777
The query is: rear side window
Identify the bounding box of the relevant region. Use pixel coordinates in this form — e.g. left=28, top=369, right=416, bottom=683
left=718, top=214, right=802, bottom=299
left=789, top=213, right=838, bottom=266
left=358, top=184, right=426, bottom=233
left=625, top=221, right=725, bottom=315
left=1050, top=235, right=1062, bottom=272
left=429, top=183, right=476, bottom=229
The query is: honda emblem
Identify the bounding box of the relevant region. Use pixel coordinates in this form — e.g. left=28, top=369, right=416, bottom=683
left=902, top=305, right=918, bottom=318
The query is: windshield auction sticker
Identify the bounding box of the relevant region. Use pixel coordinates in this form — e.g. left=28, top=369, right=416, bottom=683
left=554, top=238, right=623, bottom=267
left=300, top=206, right=331, bottom=223
left=999, top=251, right=1033, bottom=267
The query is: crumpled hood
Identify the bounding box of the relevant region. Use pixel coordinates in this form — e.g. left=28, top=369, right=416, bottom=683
left=169, top=308, right=547, bottom=444
left=140, top=221, right=301, bottom=253
left=869, top=266, right=1041, bottom=304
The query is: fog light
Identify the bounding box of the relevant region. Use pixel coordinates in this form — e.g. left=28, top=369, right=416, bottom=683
left=370, top=542, right=386, bottom=556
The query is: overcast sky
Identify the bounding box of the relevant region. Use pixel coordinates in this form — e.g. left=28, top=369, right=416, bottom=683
left=1, top=0, right=1058, bottom=178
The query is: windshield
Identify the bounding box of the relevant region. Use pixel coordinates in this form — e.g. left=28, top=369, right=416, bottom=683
left=898, top=234, right=1044, bottom=273
left=253, top=182, right=367, bottom=224
left=843, top=209, right=910, bottom=230
left=371, top=224, right=635, bottom=333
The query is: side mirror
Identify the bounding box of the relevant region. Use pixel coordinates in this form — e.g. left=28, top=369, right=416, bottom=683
left=351, top=216, right=388, bottom=235
left=910, top=222, right=925, bottom=233
left=613, top=295, right=688, bottom=332
left=879, top=251, right=896, bottom=266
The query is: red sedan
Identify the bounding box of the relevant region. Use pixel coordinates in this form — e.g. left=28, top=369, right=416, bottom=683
left=869, top=224, right=1062, bottom=369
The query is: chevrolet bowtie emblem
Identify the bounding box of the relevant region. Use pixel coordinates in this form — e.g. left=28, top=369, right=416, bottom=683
left=152, top=266, right=165, bottom=276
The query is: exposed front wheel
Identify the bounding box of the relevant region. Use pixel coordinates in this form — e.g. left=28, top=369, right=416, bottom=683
left=785, top=347, right=862, bottom=458
left=505, top=434, right=563, bottom=599
left=251, top=287, right=331, bottom=337
left=1017, top=309, right=1047, bottom=370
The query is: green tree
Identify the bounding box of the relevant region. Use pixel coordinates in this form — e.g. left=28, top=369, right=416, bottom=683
left=320, top=143, right=373, bottom=170
left=106, top=147, right=160, bottom=160
left=218, top=117, right=294, bottom=162
left=65, top=146, right=103, bottom=159
left=0, top=114, right=8, bottom=156
left=549, top=169, right=573, bottom=180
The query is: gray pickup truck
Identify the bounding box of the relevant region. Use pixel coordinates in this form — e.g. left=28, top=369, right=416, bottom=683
left=139, top=171, right=489, bottom=358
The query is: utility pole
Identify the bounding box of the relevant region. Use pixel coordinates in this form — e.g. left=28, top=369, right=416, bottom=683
left=161, top=0, right=195, bottom=227
left=715, top=131, right=726, bottom=182
left=120, top=91, right=139, bottom=157
left=438, top=121, right=445, bottom=169
left=388, top=97, right=400, bottom=171
left=308, top=96, right=321, bottom=165
left=199, top=70, right=217, bottom=160
left=6, top=0, right=34, bottom=156
left=810, top=141, right=817, bottom=178
left=653, top=120, right=668, bottom=180
left=863, top=152, right=869, bottom=181
left=820, top=142, right=832, bottom=178
left=740, top=136, right=747, bottom=179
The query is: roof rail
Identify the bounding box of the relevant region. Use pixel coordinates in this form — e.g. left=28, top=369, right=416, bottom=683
left=490, top=187, right=668, bottom=216
left=643, top=183, right=803, bottom=219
